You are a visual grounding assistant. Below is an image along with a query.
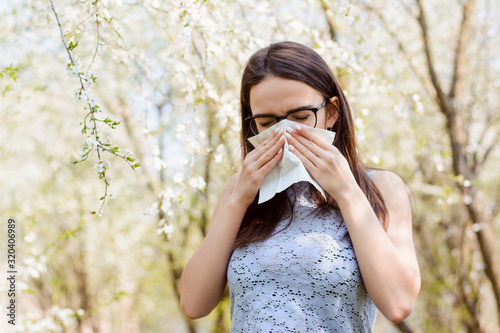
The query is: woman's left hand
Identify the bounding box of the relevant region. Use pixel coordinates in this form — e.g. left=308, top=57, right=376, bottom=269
left=286, top=124, right=358, bottom=201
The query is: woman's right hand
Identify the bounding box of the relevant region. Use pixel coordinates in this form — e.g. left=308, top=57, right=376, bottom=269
left=231, top=129, right=285, bottom=207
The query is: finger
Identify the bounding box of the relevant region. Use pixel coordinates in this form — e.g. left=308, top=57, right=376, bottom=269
left=255, top=133, right=285, bottom=168
left=259, top=147, right=284, bottom=175
left=288, top=143, right=317, bottom=174
left=287, top=131, right=324, bottom=159
left=285, top=130, right=321, bottom=165
left=247, top=129, right=283, bottom=161
left=291, top=124, right=337, bottom=153
left=257, top=128, right=284, bottom=151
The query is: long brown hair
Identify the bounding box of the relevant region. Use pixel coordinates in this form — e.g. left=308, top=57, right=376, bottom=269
left=234, top=41, right=388, bottom=249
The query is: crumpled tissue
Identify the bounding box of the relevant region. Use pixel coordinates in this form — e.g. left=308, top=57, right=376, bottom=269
left=247, top=119, right=336, bottom=204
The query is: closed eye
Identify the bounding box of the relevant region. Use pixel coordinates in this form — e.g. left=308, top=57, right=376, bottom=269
left=289, top=110, right=313, bottom=121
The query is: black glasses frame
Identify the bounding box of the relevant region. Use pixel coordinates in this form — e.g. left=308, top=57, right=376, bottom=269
left=245, top=99, right=330, bottom=136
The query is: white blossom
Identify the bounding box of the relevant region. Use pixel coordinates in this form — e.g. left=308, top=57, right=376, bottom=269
left=24, top=232, right=36, bottom=243
left=86, top=137, right=98, bottom=150
left=94, top=161, right=105, bottom=174
left=173, top=172, right=184, bottom=184
left=157, top=223, right=174, bottom=236
left=354, top=118, right=365, bottom=130
left=189, top=176, right=206, bottom=190
left=153, top=156, right=166, bottom=170
left=370, top=155, right=381, bottom=165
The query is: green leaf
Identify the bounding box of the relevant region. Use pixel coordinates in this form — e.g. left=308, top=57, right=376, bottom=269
left=8, top=71, right=18, bottom=81
left=111, top=146, right=119, bottom=153
left=68, top=41, right=79, bottom=51
left=90, top=211, right=96, bottom=214
left=99, top=196, right=105, bottom=200
left=126, top=157, right=135, bottom=162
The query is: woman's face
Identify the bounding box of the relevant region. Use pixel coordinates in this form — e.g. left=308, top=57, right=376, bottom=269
left=249, top=76, right=339, bottom=133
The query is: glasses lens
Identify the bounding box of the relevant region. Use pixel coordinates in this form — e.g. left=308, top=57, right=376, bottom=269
left=249, top=117, right=277, bottom=135
left=287, top=110, right=317, bottom=127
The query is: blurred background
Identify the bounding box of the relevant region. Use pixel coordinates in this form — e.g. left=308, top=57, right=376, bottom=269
left=1, top=0, right=499, bottom=332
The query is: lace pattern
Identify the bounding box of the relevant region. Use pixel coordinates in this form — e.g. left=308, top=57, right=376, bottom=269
left=227, top=181, right=377, bottom=332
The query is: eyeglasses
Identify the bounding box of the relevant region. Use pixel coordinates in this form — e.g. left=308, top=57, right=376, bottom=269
left=245, top=99, right=330, bottom=136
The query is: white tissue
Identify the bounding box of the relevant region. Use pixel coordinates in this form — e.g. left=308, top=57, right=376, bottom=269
left=247, top=120, right=336, bottom=204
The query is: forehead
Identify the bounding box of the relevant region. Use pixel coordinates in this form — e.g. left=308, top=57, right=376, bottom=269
left=249, top=77, right=323, bottom=116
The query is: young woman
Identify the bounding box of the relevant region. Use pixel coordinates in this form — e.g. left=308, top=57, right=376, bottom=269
left=180, top=41, right=420, bottom=332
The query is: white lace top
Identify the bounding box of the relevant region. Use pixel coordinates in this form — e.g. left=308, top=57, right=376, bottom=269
left=227, top=180, right=377, bottom=332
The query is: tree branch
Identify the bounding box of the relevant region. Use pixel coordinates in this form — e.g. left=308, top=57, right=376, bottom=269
left=449, top=0, right=476, bottom=98
left=473, top=131, right=499, bottom=174
left=319, top=0, right=337, bottom=41
left=415, top=0, right=449, bottom=114
left=360, top=4, right=435, bottom=102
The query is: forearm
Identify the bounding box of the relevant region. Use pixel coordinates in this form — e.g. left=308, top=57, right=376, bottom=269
left=180, top=196, right=247, bottom=319
left=180, top=131, right=285, bottom=319
left=336, top=187, right=419, bottom=322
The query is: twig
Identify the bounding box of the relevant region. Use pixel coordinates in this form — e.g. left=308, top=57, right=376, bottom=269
left=415, top=0, right=448, bottom=114
left=88, top=7, right=101, bottom=72
left=360, top=3, right=435, bottom=102
left=64, top=11, right=96, bottom=37
left=50, top=0, right=138, bottom=215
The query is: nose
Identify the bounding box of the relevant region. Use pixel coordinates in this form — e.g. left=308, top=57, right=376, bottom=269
left=276, top=114, right=289, bottom=123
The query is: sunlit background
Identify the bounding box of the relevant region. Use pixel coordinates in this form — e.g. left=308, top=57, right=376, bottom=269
left=1, top=0, right=499, bottom=332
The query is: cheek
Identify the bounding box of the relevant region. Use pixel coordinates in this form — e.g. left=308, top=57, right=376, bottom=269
left=315, top=114, right=329, bottom=129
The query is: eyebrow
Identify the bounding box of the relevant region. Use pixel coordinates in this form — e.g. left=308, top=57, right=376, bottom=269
left=287, top=105, right=315, bottom=113
left=253, top=104, right=315, bottom=117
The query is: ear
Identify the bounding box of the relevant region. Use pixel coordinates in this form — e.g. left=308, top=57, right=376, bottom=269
left=326, top=96, right=340, bottom=129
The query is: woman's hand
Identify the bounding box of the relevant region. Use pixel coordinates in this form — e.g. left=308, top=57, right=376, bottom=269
left=285, top=125, right=358, bottom=201
left=231, top=130, right=285, bottom=207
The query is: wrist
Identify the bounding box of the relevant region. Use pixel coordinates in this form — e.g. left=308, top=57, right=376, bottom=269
left=227, top=192, right=253, bottom=213
left=334, top=184, right=365, bottom=207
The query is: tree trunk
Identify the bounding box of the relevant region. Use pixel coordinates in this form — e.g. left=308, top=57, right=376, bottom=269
left=415, top=0, right=500, bottom=326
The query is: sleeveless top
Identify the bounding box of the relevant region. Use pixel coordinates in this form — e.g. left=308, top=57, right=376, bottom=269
left=227, top=177, right=377, bottom=332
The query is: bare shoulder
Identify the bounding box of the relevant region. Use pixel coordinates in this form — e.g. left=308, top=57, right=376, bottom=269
left=370, top=170, right=408, bottom=201
left=369, top=170, right=412, bottom=230
left=370, top=169, right=404, bottom=187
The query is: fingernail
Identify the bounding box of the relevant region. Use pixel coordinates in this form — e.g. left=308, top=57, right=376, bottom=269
left=278, top=148, right=282, bottom=154
left=279, top=135, right=285, bottom=142
left=285, top=133, right=292, bottom=139
left=289, top=145, right=294, bottom=151
left=294, top=124, right=302, bottom=131
left=286, top=126, right=294, bottom=133
left=275, top=127, right=282, bottom=134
